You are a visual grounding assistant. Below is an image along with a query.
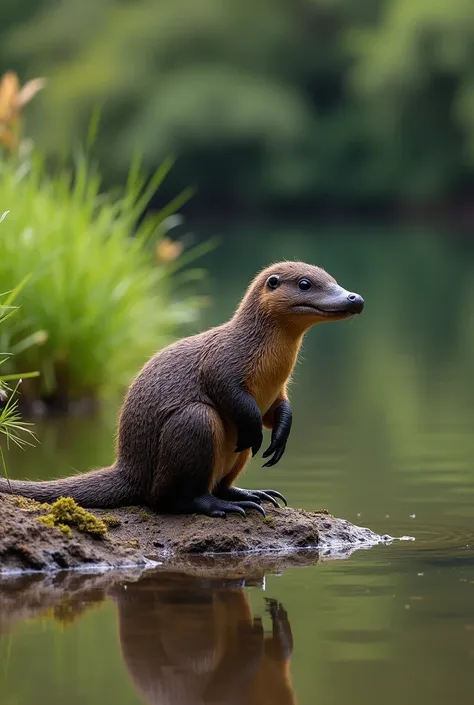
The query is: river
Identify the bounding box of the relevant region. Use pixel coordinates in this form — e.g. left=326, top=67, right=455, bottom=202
left=1, top=226, right=474, bottom=704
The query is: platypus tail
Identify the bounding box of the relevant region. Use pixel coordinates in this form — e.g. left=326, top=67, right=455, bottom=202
left=0, top=466, right=132, bottom=508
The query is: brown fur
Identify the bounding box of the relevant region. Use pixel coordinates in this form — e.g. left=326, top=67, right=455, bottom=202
left=111, top=572, right=296, bottom=705
left=0, top=261, right=362, bottom=511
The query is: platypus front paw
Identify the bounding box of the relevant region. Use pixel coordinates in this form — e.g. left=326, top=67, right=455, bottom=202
left=235, top=423, right=263, bottom=456
left=171, top=493, right=266, bottom=518
left=261, top=442, right=287, bottom=467
left=214, top=485, right=287, bottom=508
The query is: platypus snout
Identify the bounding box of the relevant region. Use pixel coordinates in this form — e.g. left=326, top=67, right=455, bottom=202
left=346, top=292, right=364, bottom=314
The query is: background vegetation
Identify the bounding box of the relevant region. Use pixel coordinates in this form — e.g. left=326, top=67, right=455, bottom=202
left=1, top=0, right=474, bottom=214
left=0, top=68, right=211, bottom=411
left=1, top=7, right=474, bottom=705
left=0, top=154, right=210, bottom=408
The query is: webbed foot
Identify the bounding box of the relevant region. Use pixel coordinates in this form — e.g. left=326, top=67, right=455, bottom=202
left=214, top=485, right=287, bottom=508
left=171, top=493, right=266, bottom=518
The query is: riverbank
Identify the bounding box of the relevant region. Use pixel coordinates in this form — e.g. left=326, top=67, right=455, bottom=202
left=0, top=492, right=391, bottom=574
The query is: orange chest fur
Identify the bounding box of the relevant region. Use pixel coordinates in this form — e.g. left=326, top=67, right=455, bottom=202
left=245, top=337, right=301, bottom=414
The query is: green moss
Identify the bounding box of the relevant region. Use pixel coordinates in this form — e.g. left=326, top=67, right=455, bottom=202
left=37, top=497, right=107, bottom=537
left=37, top=514, right=71, bottom=536
left=13, top=496, right=51, bottom=512
left=102, top=514, right=122, bottom=528
left=38, top=514, right=55, bottom=529
left=58, top=523, right=73, bottom=536
left=263, top=516, right=275, bottom=526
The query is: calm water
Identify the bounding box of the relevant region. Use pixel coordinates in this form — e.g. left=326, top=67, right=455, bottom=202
left=1, top=228, right=474, bottom=705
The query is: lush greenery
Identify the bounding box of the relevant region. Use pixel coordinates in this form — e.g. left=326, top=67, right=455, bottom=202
left=0, top=155, right=210, bottom=406
left=0, top=281, right=38, bottom=481
left=1, top=0, right=473, bottom=209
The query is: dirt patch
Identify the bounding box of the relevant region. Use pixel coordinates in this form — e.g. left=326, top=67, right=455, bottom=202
left=0, top=492, right=391, bottom=574
left=0, top=494, right=149, bottom=574
left=92, top=504, right=388, bottom=557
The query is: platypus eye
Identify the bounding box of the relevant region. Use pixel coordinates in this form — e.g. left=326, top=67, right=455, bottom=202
left=267, top=275, right=280, bottom=290
left=298, top=278, right=312, bottom=291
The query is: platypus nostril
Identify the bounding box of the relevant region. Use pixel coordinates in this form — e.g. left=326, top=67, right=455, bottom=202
left=346, top=293, right=364, bottom=313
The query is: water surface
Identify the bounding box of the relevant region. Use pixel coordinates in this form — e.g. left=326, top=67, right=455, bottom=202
left=1, top=228, right=474, bottom=704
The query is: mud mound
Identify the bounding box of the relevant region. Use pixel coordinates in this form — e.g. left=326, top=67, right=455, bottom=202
left=0, top=492, right=391, bottom=574
left=93, top=505, right=388, bottom=557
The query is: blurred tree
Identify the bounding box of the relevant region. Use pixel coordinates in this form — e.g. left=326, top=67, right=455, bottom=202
left=2, top=0, right=474, bottom=211
left=349, top=0, right=474, bottom=202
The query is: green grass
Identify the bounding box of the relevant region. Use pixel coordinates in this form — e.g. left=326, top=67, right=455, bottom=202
left=0, top=280, right=39, bottom=485
left=0, top=152, right=213, bottom=404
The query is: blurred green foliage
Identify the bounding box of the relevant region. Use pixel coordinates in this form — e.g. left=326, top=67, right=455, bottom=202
left=0, top=281, right=37, bottom=464
left=1, top=0, right=473, bottom=209
left=0, top=154, right=209, bottom=406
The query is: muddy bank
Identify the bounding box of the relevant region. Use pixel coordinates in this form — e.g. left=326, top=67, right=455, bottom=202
left=0, top=491, right=392, bottom=574
left=0, top=494, right=149, bottom=574
left=92, top=503, right=390, bottom=557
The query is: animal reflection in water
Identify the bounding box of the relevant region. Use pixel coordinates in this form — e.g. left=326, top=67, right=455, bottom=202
left=110, top=572, right=296, bottom=705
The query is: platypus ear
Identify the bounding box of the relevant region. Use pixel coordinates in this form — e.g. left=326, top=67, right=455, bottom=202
left=266, top=275, right=280, bottom=290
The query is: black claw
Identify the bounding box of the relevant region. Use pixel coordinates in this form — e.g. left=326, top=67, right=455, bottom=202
left=213, top=486, right=287, bottom=514
left=264, top=399, right=292, bottom=463
left=258, top=489, right=288, bottom=507
left=169, top=494, right=257, bottom=518
left=246, top=493, right=263, bottom=504
left=226, top=503, right=247, bottom=517
left=254, top=491, right=280, bottom=509
left=238, top=501, right=266, bottom=517
left=262, top=444, right=286, bottom=468
left=262, top=442, right=276, bottom=458
left=214, top=486, right=260, bottom=504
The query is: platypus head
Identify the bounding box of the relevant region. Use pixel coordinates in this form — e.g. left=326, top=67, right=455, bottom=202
left=243, top=261, right=364, bottom=328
